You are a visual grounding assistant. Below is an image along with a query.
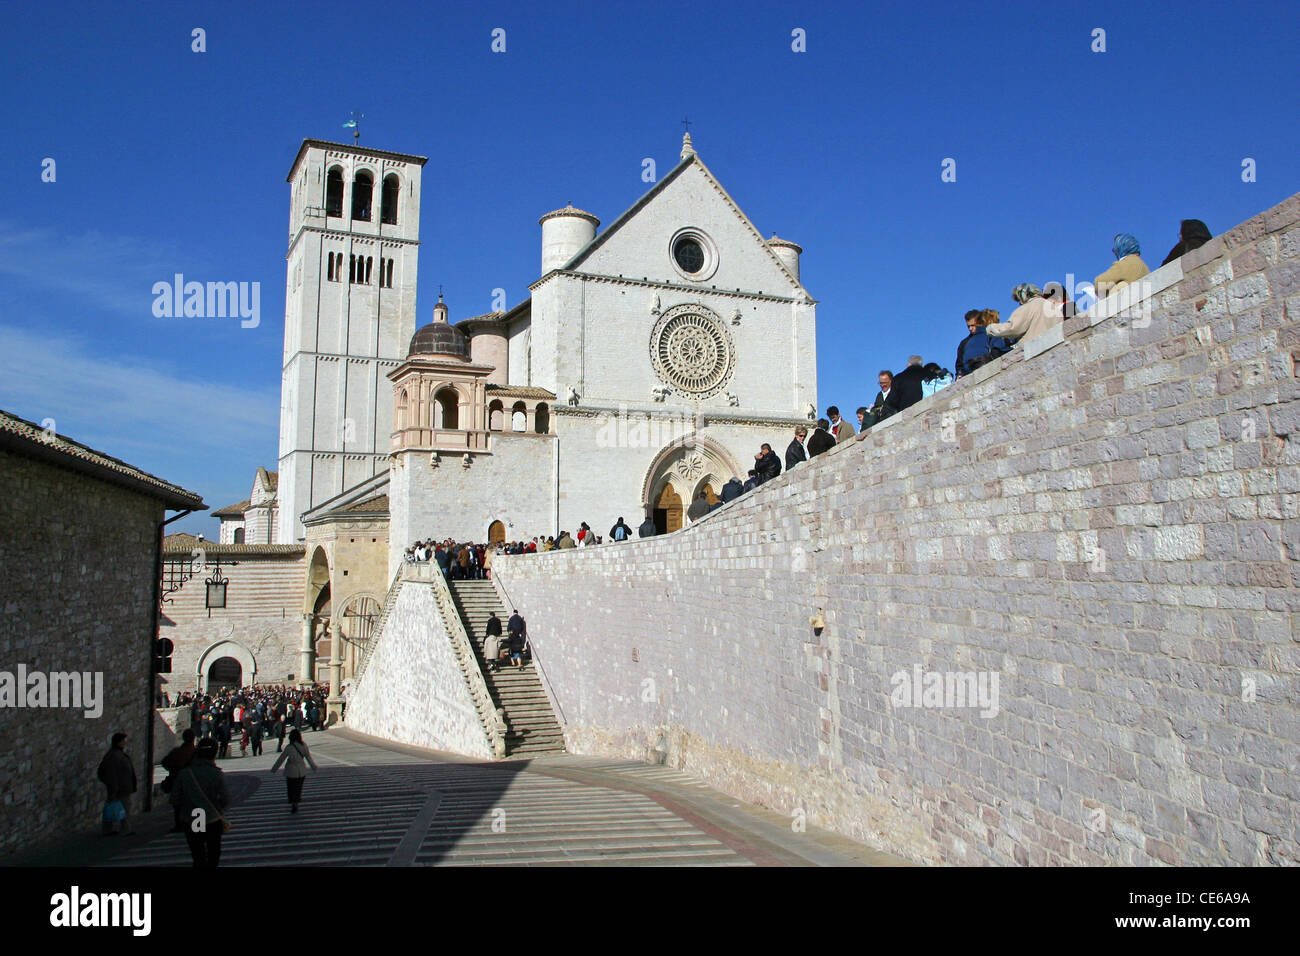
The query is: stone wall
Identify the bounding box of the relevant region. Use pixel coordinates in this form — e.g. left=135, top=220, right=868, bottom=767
left=160, top=549, right=305, bottom=692
left=388, top=434, right=555, bottom=577
left=0, top=451, right=163, bottom=857
left=344, top=578, right=494, bottom=758
left=492, top=191, right=1300, bottom=866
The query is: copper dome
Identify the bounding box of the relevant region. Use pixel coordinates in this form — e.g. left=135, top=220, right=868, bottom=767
left=408, top=321, right=470, bottom=360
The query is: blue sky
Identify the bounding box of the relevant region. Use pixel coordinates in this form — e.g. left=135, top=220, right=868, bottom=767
left=2, top=0, right=1297, bottom=535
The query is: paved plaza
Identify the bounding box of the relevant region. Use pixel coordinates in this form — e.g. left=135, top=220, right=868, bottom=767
left=16, top=729, right=905, bottom=867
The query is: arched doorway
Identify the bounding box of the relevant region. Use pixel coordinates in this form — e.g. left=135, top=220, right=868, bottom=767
left=488, top=520, right=505, bottom=544
left=207, top=656, right=242, bottom=692
left=653, top=484, right=683, bottom=535
left=340, top=594, right=380, bottom=683
left=313, top=583, right=332, bottom=684
left=700, top=482, right=719, bottom=506
left=642, top=435, right=742, bottom=535
left=304, top=546, right=331, bottom=687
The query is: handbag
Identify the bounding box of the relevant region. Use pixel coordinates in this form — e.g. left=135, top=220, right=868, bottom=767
left=102, top=800, right=126, bottom=824
left=181, top=768, right=232, bottom=834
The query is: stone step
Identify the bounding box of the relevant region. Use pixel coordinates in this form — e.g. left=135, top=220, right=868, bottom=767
left=447, top=582, right=562, bottom=757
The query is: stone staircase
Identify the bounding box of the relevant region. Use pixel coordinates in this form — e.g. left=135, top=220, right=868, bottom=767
left=448, top=579, right=565, bottom=758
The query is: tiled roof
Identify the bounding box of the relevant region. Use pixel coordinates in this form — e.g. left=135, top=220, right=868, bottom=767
left=339, top=494, right=388, bottom=513
left=212, top=499, right=251, bottom=518
left=485, top=384, right=557, bottom=400
left=162, top=532, right=303, bottom=557
left=0, top=408, right=205, bottom=510
left=256, top=467, right=279, bottom=492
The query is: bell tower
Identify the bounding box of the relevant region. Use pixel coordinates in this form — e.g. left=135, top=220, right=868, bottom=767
left=278, top=139, right=428, bottom=542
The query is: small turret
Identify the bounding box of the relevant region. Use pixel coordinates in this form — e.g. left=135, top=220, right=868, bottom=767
left=767, top=235, right=803, bottom=282
left=539, top=203, right=599, bottom=275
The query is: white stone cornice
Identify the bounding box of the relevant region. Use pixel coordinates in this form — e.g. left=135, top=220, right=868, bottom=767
left=554, top=403, right=810, bottom=428
left=287, top=226, right=420, bottom=257
left=527, top=269, right=816, bottom=304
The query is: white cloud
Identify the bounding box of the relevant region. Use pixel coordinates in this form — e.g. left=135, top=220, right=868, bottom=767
left=0, top=322, right=278, bottom=469
left=0, top=221, right=184, bottom=318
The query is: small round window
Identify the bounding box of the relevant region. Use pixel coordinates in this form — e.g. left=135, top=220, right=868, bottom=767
left=673, top=237, right=705, bottom=274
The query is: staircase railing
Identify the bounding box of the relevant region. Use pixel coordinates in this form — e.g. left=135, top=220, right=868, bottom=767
left=420, top=565, right=507, bottom=759
left=490, top=572, right=567, bottom=726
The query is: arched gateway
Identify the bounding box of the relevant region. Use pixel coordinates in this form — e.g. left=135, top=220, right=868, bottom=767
left=641, top=435, right=741, bottom=534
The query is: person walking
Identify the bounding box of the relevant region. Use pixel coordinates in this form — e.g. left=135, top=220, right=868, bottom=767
left=215, top=713, right=231, bottom=759
left=97, top=732, right=137, bottom=836
left=271, top=730, right=319, bottom=813
left=506, top=610, right=528, bottom=668
left=161, top=729, right=197, bottom=832
left=273, top=713, right=286, bottom=752
left=249, top=710, right=264, bottom=757
left=177, top=739, right=230, bottom=868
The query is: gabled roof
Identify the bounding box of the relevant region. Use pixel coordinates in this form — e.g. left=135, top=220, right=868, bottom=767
left=550, top=151, right=806, bottom=296
left=301, top=471, right=391, bottom=525
left=255, top=467, right=279, bottom=493
left=0, top=408, right=205, bottom=510
left=212, top=499, right=251, bottom=519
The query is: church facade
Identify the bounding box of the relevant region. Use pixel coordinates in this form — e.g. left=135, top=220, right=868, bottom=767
left=198, top=132, right=817, bottom=701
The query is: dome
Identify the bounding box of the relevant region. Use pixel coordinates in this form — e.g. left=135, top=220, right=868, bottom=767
left=539, top=204, right=599, bottom=227
left=408, top=321, right=470, bottom=360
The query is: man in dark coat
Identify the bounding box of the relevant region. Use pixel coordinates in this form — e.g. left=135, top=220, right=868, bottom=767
left=865, top=371, right=902, bottom=427
left=162, top=729, right=197, bottom=831
left=506, top=611, right=527, bottom=667
left=807, top=420, right=836, bottom=457
left=687, top=491, right=712, bottom=521
left=609, top=517, right=633, bottom=541
left=755, top=444, right=782, bottom=483
left=637, top=515, right=656, bottom=537
left=97, top=732, right=137, bottom=835
left=720, top=477, right=744, bottom=502
left=248, top=711, right=264, bottom=756
left=785, top=428, right=808, bottom=470
left=742, top=470, right=760, bottom=493
left=215, top=714, right=232, bottom=759
left=891, top=357, right=926, bottom=411
left=177, top=739, right=229, bottom=868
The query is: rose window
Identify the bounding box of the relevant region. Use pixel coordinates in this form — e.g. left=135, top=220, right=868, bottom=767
left=650, top=307, right=734, bottom=398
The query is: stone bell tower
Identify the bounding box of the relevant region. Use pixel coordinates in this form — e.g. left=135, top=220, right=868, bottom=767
left=277, top=138, right=428, bottom=542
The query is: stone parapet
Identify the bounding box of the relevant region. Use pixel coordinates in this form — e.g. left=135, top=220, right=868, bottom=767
left=493, top=190, right=1300, bottom=866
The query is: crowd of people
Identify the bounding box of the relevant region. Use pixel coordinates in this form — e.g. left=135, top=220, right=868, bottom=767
left=172, top=683, right=330, bottom=759
left=92, top=682, right=331, bottom=867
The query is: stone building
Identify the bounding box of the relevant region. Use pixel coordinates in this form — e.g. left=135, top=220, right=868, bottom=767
left=0, top=409, right=204, bottom=856
left=198, top=132, right=819, bottom=710
left=159, top=533, right=307, bottom=692
left=213, top=466, right=278, bottom=544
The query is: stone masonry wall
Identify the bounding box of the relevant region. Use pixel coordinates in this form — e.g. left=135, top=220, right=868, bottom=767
left=0, top=451, right=162, bottom=857
left=344, top=579, right=493, bottom=758
left=493, top=191, right=1300, bottom=866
